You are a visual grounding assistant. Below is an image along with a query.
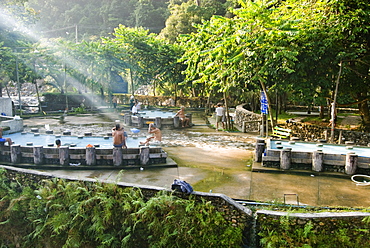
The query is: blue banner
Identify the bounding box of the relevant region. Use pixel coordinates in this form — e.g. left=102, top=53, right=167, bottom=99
left=260, top=91, right=268, bottom=114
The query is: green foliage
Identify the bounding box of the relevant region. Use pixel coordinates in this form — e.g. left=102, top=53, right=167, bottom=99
left=72, top=106, right=86, bottom=114
left=159, top=0, right=232, bottom=43
left=0, top=170, right=243, bottom=247
left=27, top=0, right=168, bottom=39
left=178, top=0, right=370, bottom=128
left=135, top=193, right=242, bottom=247
left=258, top=214, right=370, bottom=248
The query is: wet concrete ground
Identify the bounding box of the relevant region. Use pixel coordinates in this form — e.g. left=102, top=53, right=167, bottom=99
left=20, top=110, right=370, bottom=208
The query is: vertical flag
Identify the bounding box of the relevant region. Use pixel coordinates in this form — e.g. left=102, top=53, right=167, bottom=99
left=261, top=91, right=268, bottom=114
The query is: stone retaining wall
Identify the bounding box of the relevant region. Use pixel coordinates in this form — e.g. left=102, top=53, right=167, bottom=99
left=255, top=210, right=370, bottom=246
left=0, top=98, right=13, bottom=116
left=235, top=104, right=262, bottom=132
left=1, top=165, right=369, bottom=247
left=285, top=122, right=370, bottom=146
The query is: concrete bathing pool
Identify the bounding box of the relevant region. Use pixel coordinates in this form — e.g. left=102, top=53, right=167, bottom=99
left=121, top=109, right=192, bottom=129
left=0, top=132, right=171, bottom=169
left=269, top=140, right=370, bottom=157
left=257, top=139, right=370, bottom=175
left=6, top=132, right=141, bottom=148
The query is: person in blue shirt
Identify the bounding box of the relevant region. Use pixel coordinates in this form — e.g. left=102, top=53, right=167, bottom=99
left=0, top=128, right=12, bottom=146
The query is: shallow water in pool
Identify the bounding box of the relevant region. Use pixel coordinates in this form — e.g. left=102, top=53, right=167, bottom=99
left=7, top=132, right=143, bottom=148
left=137, top=110, right=175, bottom=118
left=270, top=140, right=370, bottom=157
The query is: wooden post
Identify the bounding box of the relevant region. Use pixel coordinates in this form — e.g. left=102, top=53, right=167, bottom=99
left=266, top=114, right=269, bottom=137
left=280, top=149, right=291, bottom=170
left=86, top=147, right=96, bottom=166
left=11, top=144, right=21, bottom=164
left=174, top=116, right=180, bottom=128
left=324, top=130, right=328, bottom=141
left=260, top=114, right=264, bottom=137
left=155, top=117, right=162, bottom=129
left=113, top=147, right=123, bottom=166
left=138, top=116, right=144, bottom=128
left=345, top=153, right=358, bottom=175
left=255, top=139, right=265, bottom=162
left=33, top=145, right=44, bottom=165
left=312, top=151, right=324, bottom=172
left=338, top=130, right=343, bottom=144
left=59, top=146, right=69, bottom=166
left=140, top=146, right=150, bottom=165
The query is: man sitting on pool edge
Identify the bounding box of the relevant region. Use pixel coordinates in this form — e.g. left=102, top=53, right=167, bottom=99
left=175, top=106, right=190, bottom=127
left=140, top=123, right=162, bottom=146
left=0, top=127, right=12, bottom=146
left=112, top=123, right=127, bottom=148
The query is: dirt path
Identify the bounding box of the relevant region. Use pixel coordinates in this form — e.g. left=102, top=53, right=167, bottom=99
left=338, top=115, right=361, bottom=129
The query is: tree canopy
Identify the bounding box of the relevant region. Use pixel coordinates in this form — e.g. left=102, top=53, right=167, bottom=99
left=1, top=0, right=369, bottom=130
left=179, top=0, right=370, bottom=130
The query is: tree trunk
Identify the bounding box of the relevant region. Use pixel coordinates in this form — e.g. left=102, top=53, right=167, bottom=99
left=129, top=68, right=134, bottom=95
left=359, top=99, right=370, bottom=132
left=223, top=91, right=230, bottom=129
left=205, top=89, right=212, bottom=115
left=319, top=105, right=325, bottom=119
left=34, top=79, right=43, bottom=114
left=330, top=61, right=342, bottom=143
left=5, top=83, right=11, bottom=98
left=174, top=83, right=178, bottom=106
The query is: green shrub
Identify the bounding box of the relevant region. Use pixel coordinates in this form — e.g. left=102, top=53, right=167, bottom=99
left=0, top=171, right=243, bottom=247
left=258, top=213, right=370, bottom=248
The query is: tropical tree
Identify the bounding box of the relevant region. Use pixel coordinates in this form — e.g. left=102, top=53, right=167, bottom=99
left=159, top=0, right=233, bottom=43
left=106, top=25, right=184, bottom=98
left=180, top=0, right=300, bottom=129
left=180, top=0, right=370, bottom=132
left=265, top=0, right=370, bottom=131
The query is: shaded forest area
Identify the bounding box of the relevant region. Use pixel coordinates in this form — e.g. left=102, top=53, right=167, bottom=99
left=28, top=0, right=169, bottom=38
left=28, top=0, right=231, bottom=41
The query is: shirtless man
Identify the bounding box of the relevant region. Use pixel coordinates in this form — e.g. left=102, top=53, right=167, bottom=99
left=140, top=123, right=162, bottom=146
left=0, top=128, right=12, bottom=146
left=175, top=106, right=189, bottom=127
left=112, top=124, right=127, bottom=148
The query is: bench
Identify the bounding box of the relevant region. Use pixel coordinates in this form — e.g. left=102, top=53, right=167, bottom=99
left=272, top=126, right=291, bottom=139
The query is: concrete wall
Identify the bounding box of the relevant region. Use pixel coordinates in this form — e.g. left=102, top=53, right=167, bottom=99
left=0, top=145, right=169, bottom=167
left=0, top=117, right=23, bottom=134
left=0, top=98, right=13, bottom=116
left=285, top=122, right=370, bottom=146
